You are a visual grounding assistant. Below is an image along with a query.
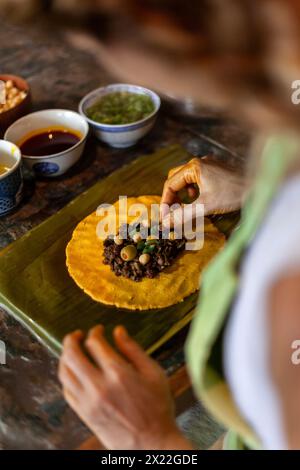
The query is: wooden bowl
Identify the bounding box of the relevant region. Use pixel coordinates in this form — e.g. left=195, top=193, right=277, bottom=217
left=0, top=74, right=31, bottom=137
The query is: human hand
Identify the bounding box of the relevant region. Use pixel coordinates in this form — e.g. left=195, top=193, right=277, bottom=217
left=59, top=325, right=191, bottom=450
left=160, top=157, right=244, bottom=226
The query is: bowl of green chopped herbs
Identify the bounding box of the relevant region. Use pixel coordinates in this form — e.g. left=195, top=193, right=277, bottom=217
left=79, top=83, right=161, bottom=148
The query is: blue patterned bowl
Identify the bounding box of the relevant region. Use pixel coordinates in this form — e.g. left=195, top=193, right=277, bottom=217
left=0, top=140, right=23, bottom=217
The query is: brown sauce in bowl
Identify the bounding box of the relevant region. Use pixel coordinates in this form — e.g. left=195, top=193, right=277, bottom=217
left=20, top=128, right=81, bottom=156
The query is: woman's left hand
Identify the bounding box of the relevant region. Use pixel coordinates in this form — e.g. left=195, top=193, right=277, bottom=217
left=59, top=325, right=190, bottom=450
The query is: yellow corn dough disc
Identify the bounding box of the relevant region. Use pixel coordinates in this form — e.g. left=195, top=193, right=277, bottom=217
left=66, top=195, right=225, bottom=310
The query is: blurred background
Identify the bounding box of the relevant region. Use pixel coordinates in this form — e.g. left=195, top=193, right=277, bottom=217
left=0, top=0, right=223, bottom=117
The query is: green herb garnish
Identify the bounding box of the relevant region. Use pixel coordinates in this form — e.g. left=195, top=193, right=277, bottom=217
left=143, top=244, right=156, bottom=255
left=137, top=241, right=146, bottom=251
left=86, top=91, right=155, bottom=125
left=145, top=239, right=159, bottom=245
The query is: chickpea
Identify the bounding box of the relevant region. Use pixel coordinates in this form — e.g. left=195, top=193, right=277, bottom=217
left=132, top=232, right=142, bottom=243
left=120, top=245, right=137, bottom=261
left=114, top=234, right=124, bottom=246
left=139, top=253, right=151, bottom=265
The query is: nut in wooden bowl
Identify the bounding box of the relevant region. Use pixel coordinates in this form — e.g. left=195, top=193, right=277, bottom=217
left=0, top=74, right=31, bottom=137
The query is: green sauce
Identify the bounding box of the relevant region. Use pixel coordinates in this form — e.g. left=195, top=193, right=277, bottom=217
left=86, top=91, right=155, bottom=125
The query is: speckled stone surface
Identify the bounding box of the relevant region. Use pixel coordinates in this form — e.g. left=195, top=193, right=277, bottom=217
left=0, top=18, right=250, bottom=449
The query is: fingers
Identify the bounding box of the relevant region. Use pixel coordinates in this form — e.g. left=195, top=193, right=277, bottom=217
left=160, top=158, right=201, bottom=218
left=61, top=326, right=155, bottom=386
left=61, top=330, right=98, bottom=383
left=161, top=170, right=188, bottom=206
left=167, top=164, right=184, bottom=179
left=59, top=361, right=83, bottom=396
left=64, top=389, right=79, bottom=413
left=113, top=326, right=154, bottom=374
left=85, top=325, right=128, bottom=370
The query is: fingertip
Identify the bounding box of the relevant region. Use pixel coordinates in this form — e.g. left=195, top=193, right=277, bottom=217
left=113, top=325, right=128, bottom=341
left=63, top=330, right=83, bottom=347
left=88, top=325, right=105, bottom=338
left=73, top=330, right=84, bottom=339
left=85, top=326, right=105, bottom=350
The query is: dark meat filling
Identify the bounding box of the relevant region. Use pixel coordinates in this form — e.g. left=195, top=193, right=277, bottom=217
left=103, top=223, right=186, bottom=282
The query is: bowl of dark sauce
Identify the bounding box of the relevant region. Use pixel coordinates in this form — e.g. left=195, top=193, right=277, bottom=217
left=4, top=110, right=89, bottom=177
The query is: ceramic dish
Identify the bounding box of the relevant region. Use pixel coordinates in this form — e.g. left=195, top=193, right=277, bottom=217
left=79, top=83, right=160, bottom=148
left=4, top=109, right=89, bottom=177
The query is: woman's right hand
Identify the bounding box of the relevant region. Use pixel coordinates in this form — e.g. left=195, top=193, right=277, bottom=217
left=160, top=157, right=245, bottom=225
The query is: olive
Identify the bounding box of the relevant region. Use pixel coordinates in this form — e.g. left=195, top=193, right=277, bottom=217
left=132, top=232, right=142, bottom=243
left=121, top=245, right=137, bottom=261
left=139, top=253, right=151, bottom=265
left=114, top=234, right=124, bottom=245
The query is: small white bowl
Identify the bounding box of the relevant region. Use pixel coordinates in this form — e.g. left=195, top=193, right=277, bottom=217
left=4, top=109, right=89, bottom=177
left=79, top=83, right=161, bottom=148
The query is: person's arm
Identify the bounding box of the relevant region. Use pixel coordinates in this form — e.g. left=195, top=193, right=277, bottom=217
left=269, top=271, right=300, bottom=449
left=59, top=325, right=193, bottom=450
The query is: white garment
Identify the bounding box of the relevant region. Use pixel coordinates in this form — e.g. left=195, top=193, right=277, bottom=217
left=224, top=175, right=300, bottom=450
